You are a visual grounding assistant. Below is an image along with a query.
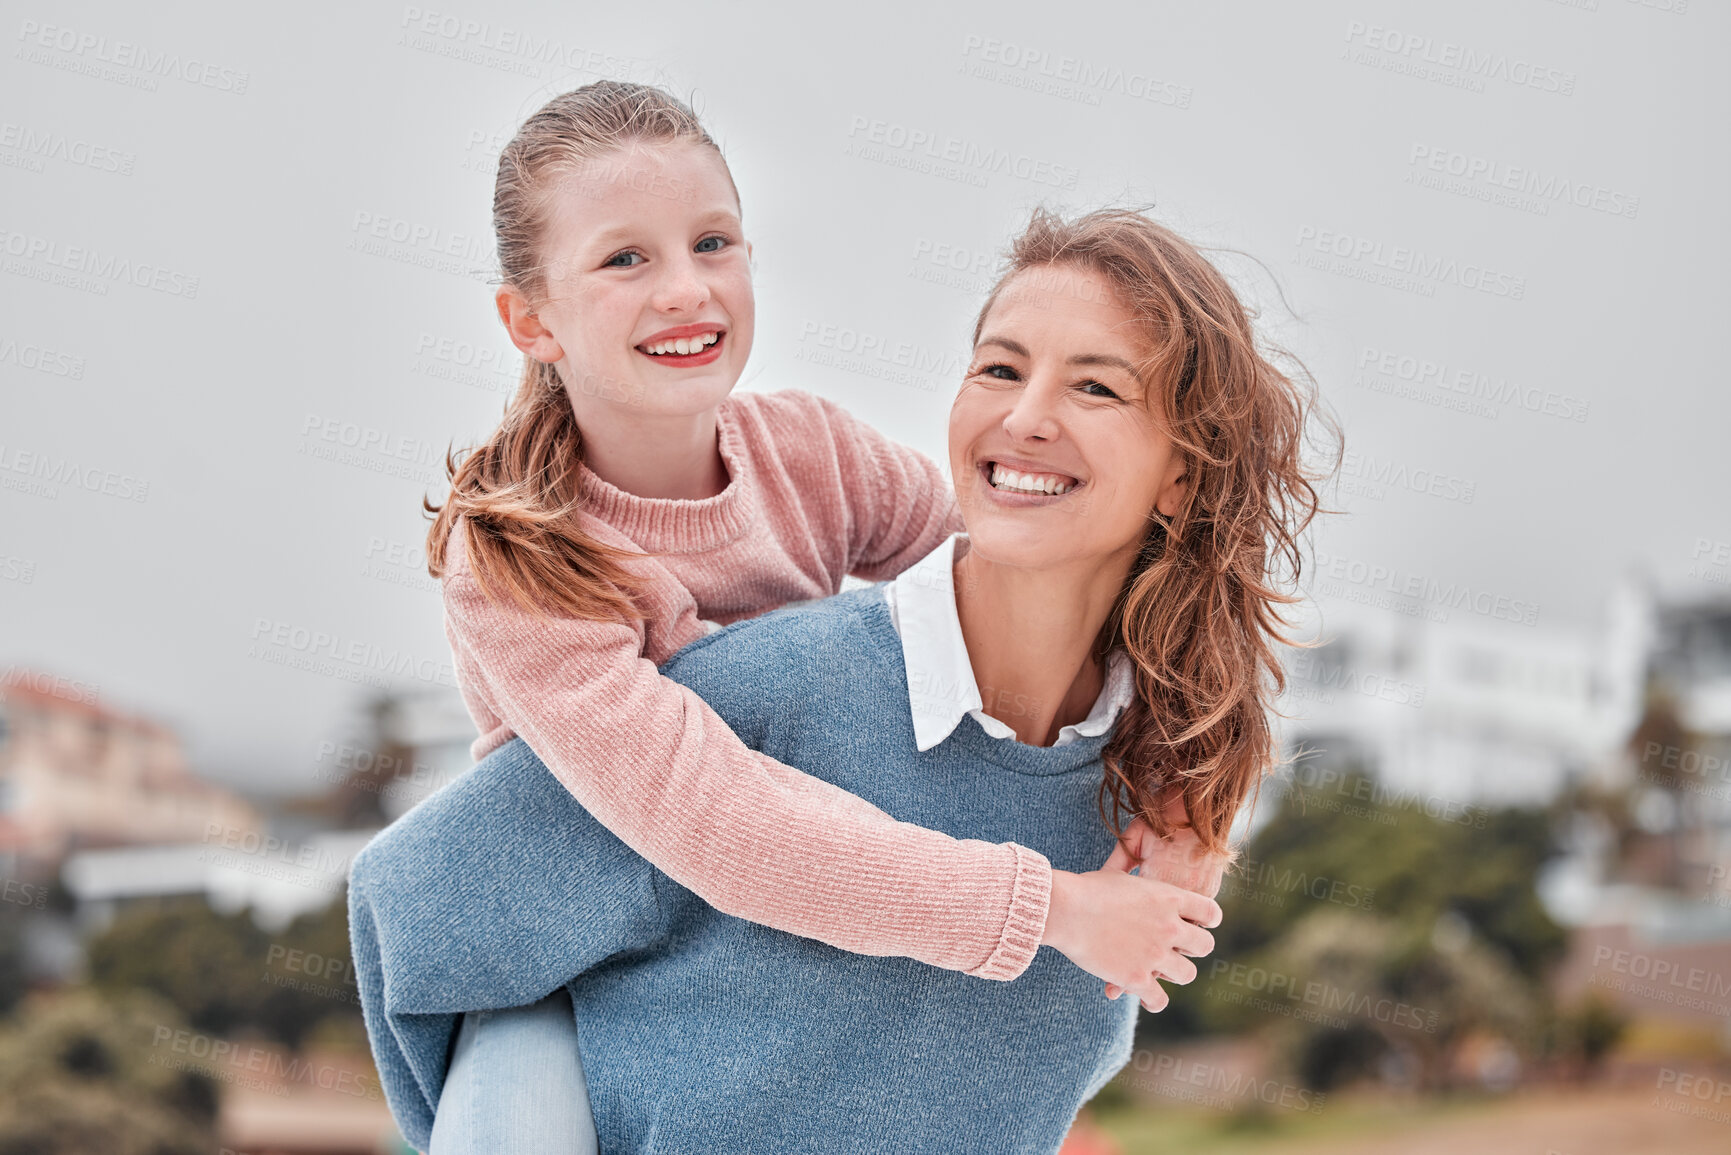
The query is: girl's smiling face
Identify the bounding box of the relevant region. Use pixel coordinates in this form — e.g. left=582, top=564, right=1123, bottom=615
left=501, top=140, right=754, bottom=422
left=950, top=263, right=1189, bottom=573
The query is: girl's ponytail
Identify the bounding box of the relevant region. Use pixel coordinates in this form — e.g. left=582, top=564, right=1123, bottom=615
left=426, top=356, right=647, bottom=621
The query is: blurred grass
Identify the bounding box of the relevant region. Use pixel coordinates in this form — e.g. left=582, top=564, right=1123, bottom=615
left=1613, top=1019, right=1727, bottom=1063
left=1093, top=1093, right=1491, bottom=1155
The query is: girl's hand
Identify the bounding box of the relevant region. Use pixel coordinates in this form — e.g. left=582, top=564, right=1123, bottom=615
left=1098, top=799, right=1232, bottom=1003
left=1041, top=867, right=1221, bottom=1013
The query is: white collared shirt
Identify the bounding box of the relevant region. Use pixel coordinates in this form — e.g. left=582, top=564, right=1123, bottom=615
left=881, top=534, right=1135, bottom=752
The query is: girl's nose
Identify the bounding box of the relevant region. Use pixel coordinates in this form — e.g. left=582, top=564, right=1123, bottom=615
left=652, top=254, right=710, bottom=314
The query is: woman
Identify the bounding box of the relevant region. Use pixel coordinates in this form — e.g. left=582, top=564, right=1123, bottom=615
left=351, top=206, right=1328, bottom=1152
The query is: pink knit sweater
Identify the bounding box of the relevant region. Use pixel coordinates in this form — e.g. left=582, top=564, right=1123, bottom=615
left=440, top=390, right=1053, bottom=981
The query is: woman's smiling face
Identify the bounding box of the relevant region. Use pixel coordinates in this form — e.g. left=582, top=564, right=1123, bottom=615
left=949, top=263, right=1188, bottom=573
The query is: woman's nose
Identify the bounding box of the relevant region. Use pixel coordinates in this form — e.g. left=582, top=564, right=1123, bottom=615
left=1001, top=379, right=1062, bottom=442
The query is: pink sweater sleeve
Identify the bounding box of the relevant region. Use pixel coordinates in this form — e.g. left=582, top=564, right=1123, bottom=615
left=800, top=393, right=967, bottom=581
left=445, top=575, right=1053, bottom=981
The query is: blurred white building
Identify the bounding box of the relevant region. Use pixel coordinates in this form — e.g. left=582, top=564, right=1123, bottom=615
left=1273, top=575, right=1653, bottom=809
left=60, top=828, right=377, bottom=933
left=368, top=688, right=476, bottom=822
left=0, top=669, right=261, bottom=870
left=1278, top=579, right=1731, bottom=1039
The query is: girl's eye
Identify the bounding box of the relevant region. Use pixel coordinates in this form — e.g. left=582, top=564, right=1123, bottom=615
left=604, top=250, right=644, bottom=268
left=694, top=235, right=727, bottom=254
left=1080, top=380, right=1121, bottom=400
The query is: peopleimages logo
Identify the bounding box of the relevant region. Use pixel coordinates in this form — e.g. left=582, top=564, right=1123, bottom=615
left=1294, top=226, right=1526, bottom=300
left=1342, top=20, right=1577, bottom=96
left=1337, top=450, right=1476, bottom=505
left=0, top=226, right=200, bottom=299
left=957, top=34, right=1193, bottom=109
left=0, top=668, right=98, bottom=705
left=1354, top=346, right=1590, bottom=423
left=1312, top=550, right=1541, bottom=627
left=299, top=414, right=447, bottom=487
left=1407, top=144, right=1639, bottom=220
left=844, top=115, right=1080, bottom=191
left=1225, top=856, right=1376, bottom=910
left=15, top=19, right=251, bottom=94
left=1206, top=960, right=1441, bottom=1034
left=247, top=618, right=457, bottom=690
left=1287, top=650, right=1429, bottom=711
left=0, top=443, right=150, bottom=502
left=0, top=332, right=85, bottom=378
left=793, top=319, right=964, bottom=395
left=1124, top=1051, right=1326, bottom=1114
left=396, top=7, right=664, bottom=82
left=0, top=121, right=135, bottom=175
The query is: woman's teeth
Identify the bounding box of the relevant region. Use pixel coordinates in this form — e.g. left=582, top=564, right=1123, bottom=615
left=642, top=332, right=720, bottom=356
left=989, top=464, right=1074, bottom=495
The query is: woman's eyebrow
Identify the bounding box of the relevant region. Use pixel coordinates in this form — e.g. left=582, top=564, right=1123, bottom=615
left=976, top=336, right=1029, bottom=357
left=1068, top=352, right=1137, bottom=374
left=977, top=336, right=1136, bottom=375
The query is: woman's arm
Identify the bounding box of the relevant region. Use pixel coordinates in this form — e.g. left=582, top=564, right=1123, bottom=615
left=447, top=574, right=1051, bottom=980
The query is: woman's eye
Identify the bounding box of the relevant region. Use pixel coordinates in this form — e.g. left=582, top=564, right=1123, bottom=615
left=977, top=363, right=1020, bottom=381
left=1080, top=380, right=1121, bottom=400
left=604, top=250, right=644, bottom=268
left=694, top=235, right=727, bottom=254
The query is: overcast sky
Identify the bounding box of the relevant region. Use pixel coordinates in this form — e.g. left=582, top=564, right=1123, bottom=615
left=3, top=0, right=1725, bottom=797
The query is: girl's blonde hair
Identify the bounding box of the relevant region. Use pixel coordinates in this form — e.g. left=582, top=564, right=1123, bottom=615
left=426, top=82, right=733, bottom=620
left=974, top=208, right=1338, bottom=857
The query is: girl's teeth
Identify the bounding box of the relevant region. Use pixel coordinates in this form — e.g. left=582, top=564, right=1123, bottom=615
left=644, top=332, right=719, bottom=356
left=989, top=464, right=1073, bottom=495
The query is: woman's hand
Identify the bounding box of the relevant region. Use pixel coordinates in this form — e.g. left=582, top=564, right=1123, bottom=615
left=1040, top=866, right=1221, bottom=1013
left=1106, top=809, right=1229, bottom=900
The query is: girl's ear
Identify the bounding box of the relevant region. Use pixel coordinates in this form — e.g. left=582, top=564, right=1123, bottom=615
left=495, top=285, right=565, bottom=364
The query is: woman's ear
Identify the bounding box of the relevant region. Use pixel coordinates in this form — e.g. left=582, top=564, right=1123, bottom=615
left=495, top=285, right=565, bottom=364
left=1154, top=457, right=1188, bottom=519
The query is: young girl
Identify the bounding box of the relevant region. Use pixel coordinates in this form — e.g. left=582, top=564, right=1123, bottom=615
left=362, top=82, right=1230, bottom=1149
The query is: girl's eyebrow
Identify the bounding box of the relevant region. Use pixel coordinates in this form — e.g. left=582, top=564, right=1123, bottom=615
left=582, top=209, right=741, bottom=251
left=978, top=336, right=1136, bottom=374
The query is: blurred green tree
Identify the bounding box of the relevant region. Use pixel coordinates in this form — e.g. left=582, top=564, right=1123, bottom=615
left=1208, top=771, right=1567, bottom=977
left=0, top=988, right=218, bottom=1154
left=85, top=893, right=359, bottom=1051
left=0, top=910, right=27, bottom=1018
left=1150, top=768, right=1569, bottom=1091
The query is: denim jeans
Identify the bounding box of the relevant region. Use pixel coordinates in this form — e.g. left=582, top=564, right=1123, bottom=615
left=427, top=988, right=598, bottom=1154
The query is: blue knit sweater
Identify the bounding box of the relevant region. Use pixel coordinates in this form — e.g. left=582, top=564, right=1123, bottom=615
left=349, top=586, right=1136, bottom=1153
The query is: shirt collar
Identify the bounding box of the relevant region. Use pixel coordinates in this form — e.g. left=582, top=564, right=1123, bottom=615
left=882, top=533, right=1135, bottom=752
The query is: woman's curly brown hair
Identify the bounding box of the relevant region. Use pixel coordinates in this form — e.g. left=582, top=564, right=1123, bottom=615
left=973, top=207, right=1340, bottom=860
